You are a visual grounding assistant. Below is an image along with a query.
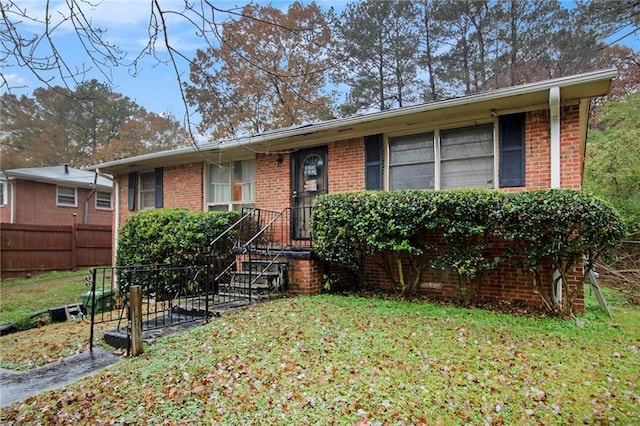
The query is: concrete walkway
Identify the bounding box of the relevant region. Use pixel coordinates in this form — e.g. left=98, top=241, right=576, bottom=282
left=0, top=347, right=121, bottom=407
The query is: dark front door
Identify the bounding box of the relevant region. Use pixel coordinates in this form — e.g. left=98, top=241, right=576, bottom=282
left=291, top=146, right=327, bottom=240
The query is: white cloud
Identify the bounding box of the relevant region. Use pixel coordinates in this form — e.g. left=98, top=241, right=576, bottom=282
left=1, top=73, right=31, bottom=92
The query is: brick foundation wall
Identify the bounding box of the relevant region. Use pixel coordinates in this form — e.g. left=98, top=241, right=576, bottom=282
left=363, top=253, right=585, bottom=313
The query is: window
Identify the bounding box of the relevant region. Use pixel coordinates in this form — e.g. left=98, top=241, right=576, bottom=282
left=57, top=186, right=77, bottom=206
left=389, top=123, right=495, bottom=190
left=208, top=159, right=255, bottom=211
left=440, top=124, right=494, bottom=189
left=0, top=181, right=7, bottom=205
left=139, top=171, right=155, bottom=210
left=96, top=191, right=112, bottom=210
left=138, top=168, right=163, bottom=210
left=389, top=132, right=435, bottom=190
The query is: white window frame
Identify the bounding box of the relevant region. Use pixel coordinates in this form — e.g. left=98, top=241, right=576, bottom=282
left=139, top=171, right=156, bottom=210
left=57, top=185, right=77, bottom=207
left=206, top=159, right=256, bottom=212
left=387, top=121, right=498, bottom=191
left=95, top=191, right=112, bottom=210
left=0, top=180, right=7, bottom=206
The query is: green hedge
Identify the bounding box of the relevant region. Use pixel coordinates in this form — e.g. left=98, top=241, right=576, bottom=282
left=116, top=208, right=240, bottom=267
left=311, top=189, right=627, bottom=315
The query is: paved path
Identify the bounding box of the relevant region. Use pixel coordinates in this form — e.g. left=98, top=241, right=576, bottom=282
left=0, top=298, right=261, bottom=407
left=0, top=347, right=121, bottom=407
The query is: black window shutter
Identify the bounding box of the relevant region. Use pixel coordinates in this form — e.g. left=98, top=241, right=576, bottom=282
left=154, top=167, right=163, bottom=208
left=365, top=134, right=382, bottom=190
left=499, top=113, right=526, bottom=187
left=128, top=172, right=137, bottom=211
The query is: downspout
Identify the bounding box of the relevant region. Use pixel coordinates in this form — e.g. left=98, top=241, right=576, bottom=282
left=549, top=86, right=561, bottom=189
left=549, top=86, right=562, bottom=307
left=84, top=173, right=98, bottom=224
left=9, top=179, right=16, bottom=224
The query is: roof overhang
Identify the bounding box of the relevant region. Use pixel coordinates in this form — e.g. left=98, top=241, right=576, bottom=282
left=88, top=68, right=616, bottom=176
left=1, top=169, right=112, bottom=191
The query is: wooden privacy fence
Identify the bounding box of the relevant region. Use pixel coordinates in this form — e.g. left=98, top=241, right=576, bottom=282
left=0, top=223, right=112, bottom=277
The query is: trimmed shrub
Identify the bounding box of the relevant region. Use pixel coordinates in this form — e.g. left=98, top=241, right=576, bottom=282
left=312, top=190, right=439, bottom=295
left=116, top=208, right=240, bottom=267
left=311, top=189, right=627, bottom=315
left=502, top=189, right=627, bottom=315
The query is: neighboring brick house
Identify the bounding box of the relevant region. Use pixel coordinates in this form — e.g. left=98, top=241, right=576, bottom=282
left=0, top=165, right=113, bottom=226
left=90, top=69, right=616, bottom=313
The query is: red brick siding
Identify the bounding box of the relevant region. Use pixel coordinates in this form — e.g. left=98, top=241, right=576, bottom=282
left=0, top=179, right=112, bottom=226
left=163, top=163, right=203, bottom=210
left=109, top=105, right=588, bottom=311
left=560, top=105, right=582, bottom=189
left=500, top=105, right=583, bottom=192
left=117, top=163, right=203, bottom=226
left=363, top=253, right=585, bottom=313
left=255, top=153, right=291, bottom=212
left=328, top=138, right=366, bottom=192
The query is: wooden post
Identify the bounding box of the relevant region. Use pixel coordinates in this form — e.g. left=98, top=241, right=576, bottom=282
left=130, top=285, right=144, bottom=356
left=71, top=214, right=77, bottom=270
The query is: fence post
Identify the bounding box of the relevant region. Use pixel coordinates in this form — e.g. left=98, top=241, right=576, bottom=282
left=71, top=215, right=77, bottom=270
left=130, top=285, right=144, bottom=356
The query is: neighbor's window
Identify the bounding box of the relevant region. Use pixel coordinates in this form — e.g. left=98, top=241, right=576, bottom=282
left=95, top=191, right=112, bottom=210
left=0, top=181, right=7, bottom=205
left=57, top=186, right=77, bottom=206
left=389, top=123, right=494, bottom=190
left=208, top=159, right=255, bottom=211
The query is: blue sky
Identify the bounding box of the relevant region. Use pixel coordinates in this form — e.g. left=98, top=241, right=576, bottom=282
left=2, top=0, right=638, bottom=125
left=2, top=0, right=346, bottom=121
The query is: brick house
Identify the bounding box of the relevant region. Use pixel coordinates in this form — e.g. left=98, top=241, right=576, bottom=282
left=0, top=165, right=113, bottom=226
left=90, top=69, right=616, bottom=313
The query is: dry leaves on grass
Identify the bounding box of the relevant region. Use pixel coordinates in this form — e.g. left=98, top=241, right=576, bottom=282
left=0, top=320, right=113, bottom=371
left=2, top=296, right=639, bottom=425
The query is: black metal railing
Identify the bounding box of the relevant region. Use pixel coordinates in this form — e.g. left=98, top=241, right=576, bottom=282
left=210, top=207, right=316, bottom=302
left=87, top=261, right=222, bottom=351
left=88, top=207, right=315, bottom=351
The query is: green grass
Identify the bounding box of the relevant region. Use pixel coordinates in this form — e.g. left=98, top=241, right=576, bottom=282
left=0, top=270, right=90, bottom=326
left=1, top=288, right=638, bottom=425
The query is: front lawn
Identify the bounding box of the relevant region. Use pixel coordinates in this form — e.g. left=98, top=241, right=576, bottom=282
left=0, top=270, right=89, bottom=326
left=2, top=291, right=638, bottom=425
